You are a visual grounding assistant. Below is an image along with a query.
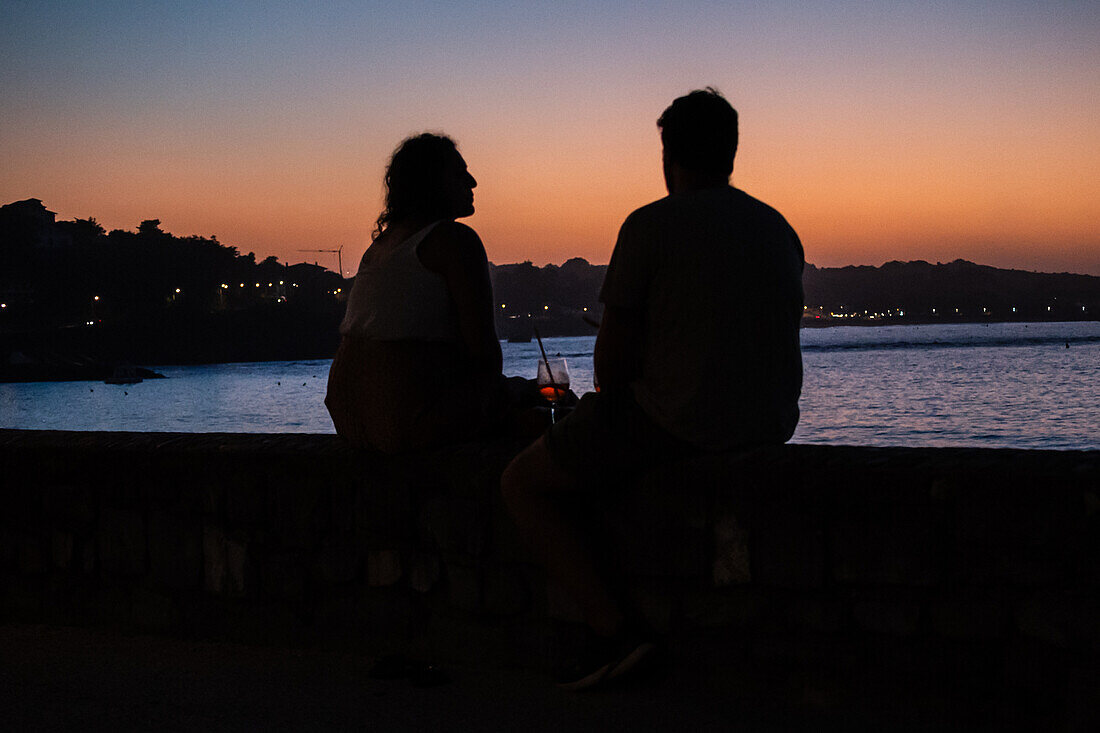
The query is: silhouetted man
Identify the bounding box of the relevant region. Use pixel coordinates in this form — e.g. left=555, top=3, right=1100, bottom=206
left=501, top=88, right=804, bottom=689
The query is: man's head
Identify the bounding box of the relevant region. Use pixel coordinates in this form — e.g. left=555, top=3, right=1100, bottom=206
left=657, top=88, right=738, bottom=190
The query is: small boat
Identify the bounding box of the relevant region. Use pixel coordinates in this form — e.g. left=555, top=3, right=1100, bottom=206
left=105, top=365, right=143, bottom=385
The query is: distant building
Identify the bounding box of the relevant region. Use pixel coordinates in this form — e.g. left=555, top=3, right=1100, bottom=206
left=0, top=199, right=74, bottom=320
left=0, top=198, right=72, bottom=250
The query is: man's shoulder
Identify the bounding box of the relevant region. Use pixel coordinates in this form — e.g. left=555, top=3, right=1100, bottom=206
left=622, top=195, right=675, bottom=226
left=624, top=188, right=794, bottom=233
left=730, top=188, right=794, bottom=229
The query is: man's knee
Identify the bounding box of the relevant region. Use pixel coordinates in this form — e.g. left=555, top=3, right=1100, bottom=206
left=501, top=436, right=540, bottom=503
left=501, top=435, right=566, bottom=505
left=500, top=457, right=521, bottom=505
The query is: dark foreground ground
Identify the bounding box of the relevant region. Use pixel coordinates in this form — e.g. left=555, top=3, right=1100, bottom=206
left=0, top=624, right=1038, bottom=732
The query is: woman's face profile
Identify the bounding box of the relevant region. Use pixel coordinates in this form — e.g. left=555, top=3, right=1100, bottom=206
left=441, top=152, right=477, bottom=219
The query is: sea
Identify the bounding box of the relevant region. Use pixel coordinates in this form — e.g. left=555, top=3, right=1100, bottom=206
left=1, top=322, right=1097, bottom=450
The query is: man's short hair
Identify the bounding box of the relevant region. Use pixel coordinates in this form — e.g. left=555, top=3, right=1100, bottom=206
left=657, top=88, right=738, bottom=178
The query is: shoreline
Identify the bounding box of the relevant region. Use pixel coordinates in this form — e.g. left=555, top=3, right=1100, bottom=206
left=799, top=315, right=1100, bottom=328
left=2, top=319, right=1096, bottom=383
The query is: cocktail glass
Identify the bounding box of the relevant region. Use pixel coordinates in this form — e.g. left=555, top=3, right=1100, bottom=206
left=536, top=357, right=570, bottom=421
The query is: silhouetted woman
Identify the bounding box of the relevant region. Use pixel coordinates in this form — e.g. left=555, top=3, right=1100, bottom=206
left=326, top=133, right=510, bottom=452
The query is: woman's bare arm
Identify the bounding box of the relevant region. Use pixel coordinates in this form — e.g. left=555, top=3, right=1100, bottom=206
left=418, top=221, right=502, bottom=376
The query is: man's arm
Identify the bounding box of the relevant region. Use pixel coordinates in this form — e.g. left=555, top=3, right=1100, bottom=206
left=593, top=305, right=644, bottom=390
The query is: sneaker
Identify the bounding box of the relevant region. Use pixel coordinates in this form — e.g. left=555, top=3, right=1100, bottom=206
left=555, top=629, right=657, bottom=691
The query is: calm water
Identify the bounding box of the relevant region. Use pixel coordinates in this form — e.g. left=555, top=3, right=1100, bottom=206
left=2, top=322, right=1097, bottom=449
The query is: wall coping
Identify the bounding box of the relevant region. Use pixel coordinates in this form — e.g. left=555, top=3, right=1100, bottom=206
left=3, top=428, right=1097, bottom=477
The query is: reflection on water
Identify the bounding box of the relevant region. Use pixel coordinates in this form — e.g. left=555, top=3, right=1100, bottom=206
left=1, top=322, right=1097, bottom=450
left=1, top=360, right=334, bottom=434
left=795, top=335, right=1098, bottom=449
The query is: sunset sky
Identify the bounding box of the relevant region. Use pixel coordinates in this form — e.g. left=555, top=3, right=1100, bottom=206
left=2, top=1, right=1098, bottom=275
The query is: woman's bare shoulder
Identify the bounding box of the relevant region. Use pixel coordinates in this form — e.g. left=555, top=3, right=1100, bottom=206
left=419, top=221, right=486, bottom=271
left=366, top=225, right=411, bottom=257
left=432, top=220, right=483, bottom=248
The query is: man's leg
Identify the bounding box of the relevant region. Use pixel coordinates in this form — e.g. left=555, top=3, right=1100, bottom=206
left=500, top=434, right=624, bottom=637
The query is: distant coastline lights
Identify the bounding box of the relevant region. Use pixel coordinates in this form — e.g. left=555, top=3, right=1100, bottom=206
left=799, top=304, right=1075, bottom=320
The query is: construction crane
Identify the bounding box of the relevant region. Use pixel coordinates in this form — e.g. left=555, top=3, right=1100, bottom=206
left=297, top=245, right=344, bottom=277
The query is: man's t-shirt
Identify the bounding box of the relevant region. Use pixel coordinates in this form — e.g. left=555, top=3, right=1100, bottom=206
left=600, top=186, right=804, bottom=450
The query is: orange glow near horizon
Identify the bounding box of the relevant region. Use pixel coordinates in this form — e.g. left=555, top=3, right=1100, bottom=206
left=8, top=107, right=1099, bottom=276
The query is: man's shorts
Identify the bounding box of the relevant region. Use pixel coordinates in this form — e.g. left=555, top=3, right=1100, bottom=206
left=544, top=387, right=696, bottom=482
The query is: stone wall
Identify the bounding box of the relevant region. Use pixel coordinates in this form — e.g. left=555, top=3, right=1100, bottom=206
left=2, top=429, right=1098, bottom=725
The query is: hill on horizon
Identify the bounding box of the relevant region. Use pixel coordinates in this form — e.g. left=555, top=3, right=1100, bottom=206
left=493, top=256, right=1098, bottom=279
left=800, top=258, right=1098, bottom=320
left=488, top=257, right=1099, bottom=331
left=3, top=198, right=1097, bottom=338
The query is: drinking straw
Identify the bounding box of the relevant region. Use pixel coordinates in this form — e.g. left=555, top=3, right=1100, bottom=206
left=533, top=326, right=559, bottom=398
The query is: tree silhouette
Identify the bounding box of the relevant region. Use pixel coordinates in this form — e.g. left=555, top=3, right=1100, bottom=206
left=137, top=219, right=164, bottom=237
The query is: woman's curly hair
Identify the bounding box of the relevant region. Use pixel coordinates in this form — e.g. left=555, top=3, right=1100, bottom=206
left=373, top=133, right=460, bottom=240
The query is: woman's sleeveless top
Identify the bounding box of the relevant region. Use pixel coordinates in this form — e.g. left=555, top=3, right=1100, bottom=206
left=339, top=222, right=460, bottom=341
